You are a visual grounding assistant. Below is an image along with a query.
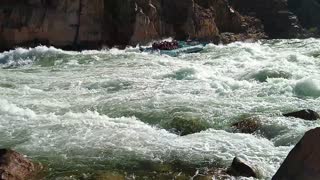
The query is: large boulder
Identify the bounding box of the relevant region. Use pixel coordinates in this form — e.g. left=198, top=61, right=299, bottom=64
left=283, top=109, right=320, bottom=120
left=272, top=127, right=320, bottom=180
left=0, top=149, right=41, bottom=180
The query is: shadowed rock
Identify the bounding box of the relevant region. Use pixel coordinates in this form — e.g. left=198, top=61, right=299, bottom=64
left=283, top=109, right=319, bottom=120
left=272, top=127, right=320, bottom=180
left=227, top=157, right=257, bottom=178
left=288, top=0, right=320, bottom=35
left=0, top=149, right=42, bottom=180
left=229, top=0, right=304, bottom=38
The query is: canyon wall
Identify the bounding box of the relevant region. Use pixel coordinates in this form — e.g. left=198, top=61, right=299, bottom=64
left=0, top=0, right=318, bottom=51
left=0, top=0, right=265, bottom=51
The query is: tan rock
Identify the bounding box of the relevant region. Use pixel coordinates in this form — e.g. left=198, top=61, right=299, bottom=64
left=0, top=0, right=267, bottom=50
left=0, top=149, right=42, bottom=180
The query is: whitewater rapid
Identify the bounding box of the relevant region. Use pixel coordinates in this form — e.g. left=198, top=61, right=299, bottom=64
left=0, top=39, right=319, bottom=179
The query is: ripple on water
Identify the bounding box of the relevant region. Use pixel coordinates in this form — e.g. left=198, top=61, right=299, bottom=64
left=162, top=67, right=197, bottom=80
left=85, top=80, right=133, bottom=92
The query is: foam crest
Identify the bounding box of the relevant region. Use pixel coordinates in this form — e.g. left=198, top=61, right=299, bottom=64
left=0, top=46, right=72, bottom=68
left=294, top=77, right=320, bottom=98
left=0, top=99, right=36, bottom=118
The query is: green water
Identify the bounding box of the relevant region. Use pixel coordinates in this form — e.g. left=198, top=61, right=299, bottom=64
left=0, top=39, right=319, bottom=179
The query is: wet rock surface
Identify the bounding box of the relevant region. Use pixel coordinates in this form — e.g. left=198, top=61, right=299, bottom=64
left=283, top=109, right=320, bottom=120
left=273, top=127, right=320, bottom=180
left=232, top=116, right=260, bottom=134
left=0, top=149, right=41, bottom=180
left=227, top=157, right=258, bottom=178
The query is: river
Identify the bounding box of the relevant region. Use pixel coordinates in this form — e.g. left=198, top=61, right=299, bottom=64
left=0, top=39, right=319, bottom=179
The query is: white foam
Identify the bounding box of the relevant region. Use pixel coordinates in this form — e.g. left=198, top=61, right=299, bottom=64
left=294, top=77, right=320, bottom=98
left=0, top=99, right=36, bottom=118
left=0, top=39, right=320, bottom=178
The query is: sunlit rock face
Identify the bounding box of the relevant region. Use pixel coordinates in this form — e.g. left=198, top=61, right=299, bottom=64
left=0, top=0, right=265, bottom=51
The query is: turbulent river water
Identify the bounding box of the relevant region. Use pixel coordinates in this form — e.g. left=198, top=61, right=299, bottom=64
left=0, top=39, right=320, bottom=179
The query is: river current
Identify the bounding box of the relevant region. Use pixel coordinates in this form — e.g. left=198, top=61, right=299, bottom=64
left=0, top=39, right=319, bottom=179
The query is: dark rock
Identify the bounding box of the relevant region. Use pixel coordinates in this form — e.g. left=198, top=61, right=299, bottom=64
left=227, top=157, right=258, bottom=178
left=272, top=127, right=320, bottom=180
left=288, top=0, right=320, bottom=34
left=229, top=0, right=304, bottom=38
left=283, top=109, right=320, bottom=120
left=220, top=15, right=267, bottom=44
left=0, top=149, right=41, bottom=180
left=232, top=117, right=260, bottom=134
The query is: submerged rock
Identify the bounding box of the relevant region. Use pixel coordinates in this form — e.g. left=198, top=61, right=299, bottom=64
left=227, top=157, right=258, bottom=178
left=232, top=117, right=260, bottom=134
left=93, top=160, right=227, bottom=180
left=169, top=116, right=209, bottom=136
left=272, top=127, right=320, bottom=180
left=0, top=149, right=41, bottom=180
left=283, top=109, right=319, bottom=120
left=94, top=171, right=126, bottom=180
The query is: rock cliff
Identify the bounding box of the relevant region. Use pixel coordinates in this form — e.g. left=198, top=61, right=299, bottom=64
left=229, top=0, right=303, bottom=38
left=0, top=0, right=318, bottom=51
left=288, top=0, right=320, bottom=36
left=0, top=0, right=265, bottom=51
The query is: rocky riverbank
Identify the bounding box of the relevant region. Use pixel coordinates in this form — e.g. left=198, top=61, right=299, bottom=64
left=0, top=0, right=319, bottom=51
